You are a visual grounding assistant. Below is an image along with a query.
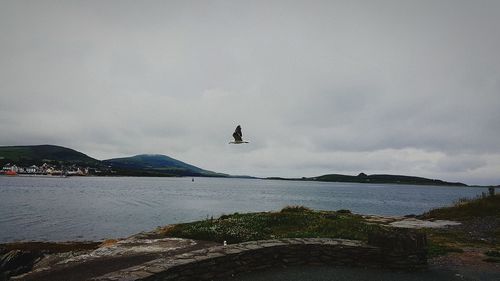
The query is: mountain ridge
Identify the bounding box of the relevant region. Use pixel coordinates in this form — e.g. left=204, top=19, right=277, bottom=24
left=103, top=154, right=226, bottom=177
left=0, top=145, right=100, bottom=166
left=0, top=145, right=469, bottom=185
left=0, top=145, right=225, bottom=177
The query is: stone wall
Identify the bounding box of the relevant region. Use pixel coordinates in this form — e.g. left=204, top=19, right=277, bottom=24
left=92, top=237, right=427, bottom=281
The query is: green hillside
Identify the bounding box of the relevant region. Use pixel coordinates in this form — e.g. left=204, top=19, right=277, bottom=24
left=0, top=145, right=100, bottom=166
left=269, top=173, right=467, bottom=186
left=311, top=173, right=467, bottom=186
left=0, top=145, right=227, bottom=177
left=103, top=154, right=227, bottom=177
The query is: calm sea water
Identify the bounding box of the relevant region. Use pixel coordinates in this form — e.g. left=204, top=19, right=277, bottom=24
left=0, top=176, right=487, bottom=243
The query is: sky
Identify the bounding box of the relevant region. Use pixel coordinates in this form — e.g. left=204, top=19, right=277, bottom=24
left=1, top=0, right=499, bottom=185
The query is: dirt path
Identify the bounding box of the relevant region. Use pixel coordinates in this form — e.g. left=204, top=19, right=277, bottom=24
left=429, top=247, right=500, bottom=273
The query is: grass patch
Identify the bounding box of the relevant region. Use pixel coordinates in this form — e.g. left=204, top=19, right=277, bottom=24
left=419, top=194, right=500, bottom=258
left=427, top=241, right=463, bottom=258
left=483, top=250, right=500, bottom=263
left=280, top=205, right=312, bottom=213
left=160, top=207, right=385, bottom=244
left=485, top=250, right=500, bottom=257
left=421, top=194, right=500, bottom=221
left=424, top=227, right=482, bottom=246
left=483, top=257, right=500, bottom=263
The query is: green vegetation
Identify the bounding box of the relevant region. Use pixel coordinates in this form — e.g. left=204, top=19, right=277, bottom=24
left=0, top=145, right=100, bottom=167
left=419, top=194, right=500, bottom=259
left=0, top=145, right=227, bottom=177
left=103, top=154, right=227, bottom=177
left=426, top=241, right=463, bottom=258
left=311, top=173, right=467, bottom=186
left=485, top=250, right=500, bottom=257
left=421, top=194, right=500, bottom=220
left=159, top=206, right=384, bottom=244
left=484, top=250, right=500, bottom=263
left=268, top=173, right=467, bottom=186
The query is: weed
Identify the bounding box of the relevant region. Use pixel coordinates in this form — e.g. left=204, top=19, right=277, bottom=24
left=161, top=207, right=385, bottom=244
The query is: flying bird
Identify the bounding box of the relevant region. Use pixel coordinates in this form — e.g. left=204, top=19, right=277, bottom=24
left=229, top=125, right=249, bottom=144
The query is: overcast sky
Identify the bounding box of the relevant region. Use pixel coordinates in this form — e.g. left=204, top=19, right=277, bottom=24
left=1, top=0, right=499, bottom=185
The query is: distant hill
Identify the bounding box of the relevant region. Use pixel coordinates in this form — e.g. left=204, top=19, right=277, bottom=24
left=0, top=145, right=468, bottom=184
left=268, top=173, right=467, bottom=186
left=0, top=145, right=100, bottom=166
left=311, top=173, right=467, bottom=186
left=103, top=154, right=227, bottom=177
left=0, top=145, right=227, bottom=177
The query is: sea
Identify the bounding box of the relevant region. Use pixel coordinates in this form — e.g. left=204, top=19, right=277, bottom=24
left=0, top=176, right=488, bottom=243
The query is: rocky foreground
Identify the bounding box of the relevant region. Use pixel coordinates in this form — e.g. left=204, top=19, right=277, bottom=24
left=1, top=236, right=217, bottom=281
left=2, top=198, right=500, bottom=280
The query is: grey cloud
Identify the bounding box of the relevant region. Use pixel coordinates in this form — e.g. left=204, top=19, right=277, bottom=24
left=1, top=0, right=500, bottom=185
left=435, top=155, right=487, bottom=173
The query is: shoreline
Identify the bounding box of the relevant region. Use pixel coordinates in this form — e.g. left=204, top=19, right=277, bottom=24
left=2, top=196, right=499, bottom=280
left=5, top=173, right=498, bottom=188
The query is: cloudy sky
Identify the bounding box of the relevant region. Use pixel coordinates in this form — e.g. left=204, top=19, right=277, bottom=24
left=1, top=0, right=499, bottom=185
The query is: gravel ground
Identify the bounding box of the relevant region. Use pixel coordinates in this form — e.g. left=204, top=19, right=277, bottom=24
left=456, top=216, right=500, bottom=244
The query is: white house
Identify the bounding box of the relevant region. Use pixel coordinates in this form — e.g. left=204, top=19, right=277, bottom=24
left=2, top=164, right=18, bottom=172
left=26, top=165, right=38, bottom=173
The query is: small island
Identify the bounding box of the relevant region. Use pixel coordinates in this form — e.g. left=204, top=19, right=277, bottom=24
left=268, top=172, right=468, bottom=186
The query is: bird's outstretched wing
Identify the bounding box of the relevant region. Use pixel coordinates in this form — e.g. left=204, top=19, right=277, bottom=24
left=232, top=125, right=242, bottom=141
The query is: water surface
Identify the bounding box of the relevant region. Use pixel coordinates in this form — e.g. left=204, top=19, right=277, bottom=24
left=0, top=176, right=486, bottom=243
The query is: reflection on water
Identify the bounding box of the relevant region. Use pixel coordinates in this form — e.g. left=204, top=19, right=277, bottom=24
left=0, top=176, right=486, bottom=243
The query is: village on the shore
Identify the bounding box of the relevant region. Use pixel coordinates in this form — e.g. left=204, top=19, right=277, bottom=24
left=0, top=163, right=94, bottom=176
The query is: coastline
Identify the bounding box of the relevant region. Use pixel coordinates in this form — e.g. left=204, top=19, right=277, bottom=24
left=2, top=200, right=499, bottom=280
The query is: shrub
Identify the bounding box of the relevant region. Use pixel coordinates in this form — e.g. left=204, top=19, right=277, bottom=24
left=485, top=250, right=500, bottom=257
left=161, top=208, right=386, bottom=244
left=483, top=251, right=500, bottom=263
left=280, top=205, right=311, bottom=213
left=421, top=194, right=500, bottom=220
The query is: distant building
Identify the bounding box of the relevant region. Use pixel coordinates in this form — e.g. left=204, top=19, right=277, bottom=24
left=26, top=165, right=39, bottom=173
left=2, top=164, right=18, bottom=172
left=2, top=162, right=90, bottom=176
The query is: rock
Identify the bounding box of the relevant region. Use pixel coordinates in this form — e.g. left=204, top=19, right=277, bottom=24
left=389, top=218, right=461, bottom=229
left=368, top=228, right=427, bottom=254
left=404, top=214, right=417, bottom=218
left=0, top=249, right=43, bottom=279
left=324, top=213, right=338, bottom=219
